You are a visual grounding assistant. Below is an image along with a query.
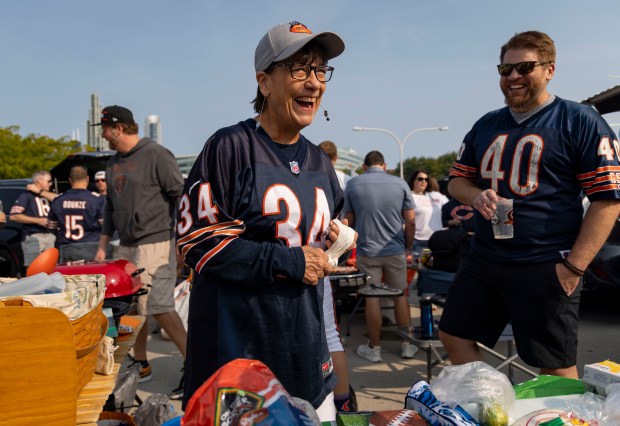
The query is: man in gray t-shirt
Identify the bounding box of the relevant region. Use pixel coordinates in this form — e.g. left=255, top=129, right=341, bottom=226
left=343, top=150, right=417, bottom=362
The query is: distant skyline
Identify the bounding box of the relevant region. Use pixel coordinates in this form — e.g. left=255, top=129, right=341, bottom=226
left=2, top=0, right=620, bottom=170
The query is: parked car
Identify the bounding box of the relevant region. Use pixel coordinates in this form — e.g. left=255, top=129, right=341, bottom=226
left=581, top=84, right=620, bottom=289
left=49, top=150, right=114, bottom=193
left=583, top=216, right=620, bottom=289
left=0, top=186, right=26, bottom=277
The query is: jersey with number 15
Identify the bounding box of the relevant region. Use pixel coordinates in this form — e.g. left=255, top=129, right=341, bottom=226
left=449, top=96, right=620, bottom=263
left=47, top=188, right=105, bottom=247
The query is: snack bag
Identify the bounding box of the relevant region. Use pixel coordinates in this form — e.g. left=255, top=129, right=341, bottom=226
left=182, top=358, right=320, bottom=426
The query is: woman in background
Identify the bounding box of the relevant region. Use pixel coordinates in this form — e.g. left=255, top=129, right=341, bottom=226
left=407, top=169, right=448, bottom=253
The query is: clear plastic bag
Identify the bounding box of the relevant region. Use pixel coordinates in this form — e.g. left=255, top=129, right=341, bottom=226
left=431, top=361, right=515, bottom=423
left=564, top=392, right=605, bottom=425
left=133, top=394, right=178, bottom=426
left=603, top=383, right=620, bottom=424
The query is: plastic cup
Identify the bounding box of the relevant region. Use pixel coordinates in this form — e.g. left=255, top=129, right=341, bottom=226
left=491, top=199, right=514, bottom=239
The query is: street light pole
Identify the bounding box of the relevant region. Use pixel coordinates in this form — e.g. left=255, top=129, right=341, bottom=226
left=352, top=126, right=449, bottom=179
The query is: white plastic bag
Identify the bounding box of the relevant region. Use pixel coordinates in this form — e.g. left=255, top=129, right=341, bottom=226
left=431, top=361, right=515, bottom=422
left=161, top=280, right=190, bottom=340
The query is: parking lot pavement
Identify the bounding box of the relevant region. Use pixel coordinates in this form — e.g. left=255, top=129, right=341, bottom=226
left=133, top=303, right=436, bottom=415
left=131, top=303, right=524, bottom=415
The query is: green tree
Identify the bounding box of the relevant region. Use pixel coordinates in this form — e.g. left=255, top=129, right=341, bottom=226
left=400, top=151, right=457, bottom=182
left=0, top=126, right=81, bottom=179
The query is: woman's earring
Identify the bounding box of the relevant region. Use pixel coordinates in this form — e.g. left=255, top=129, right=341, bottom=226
left=256, top=96, right=267, bottom=130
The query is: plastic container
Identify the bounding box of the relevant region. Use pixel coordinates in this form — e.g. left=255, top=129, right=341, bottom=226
left=0, top=272, right=66, bottom=297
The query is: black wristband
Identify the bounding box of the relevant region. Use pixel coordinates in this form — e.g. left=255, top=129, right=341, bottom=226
left=562, top=258, right=585, bottom=277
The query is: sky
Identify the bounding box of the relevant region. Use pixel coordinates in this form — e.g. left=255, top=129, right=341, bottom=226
left=2, top=0, right=620, bottom=170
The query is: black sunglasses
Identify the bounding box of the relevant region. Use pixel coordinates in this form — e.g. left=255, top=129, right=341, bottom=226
left=267, top=63, right=334, bottom=82
left=416, top=177, right=429, bottom=182
left=95, top=179, right=105, bottom=183
left=497, top=61, right=550, bottom=77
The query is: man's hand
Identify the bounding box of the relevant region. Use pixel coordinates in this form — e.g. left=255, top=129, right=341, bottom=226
left=472, top=189, right=500, bottom=220
left=94, top=248, right=106, bottom=261
left=448, top=217, right=462, bottom=227
left=555, top=263, right=581, bottom=296
left=37, top=217, right=51, bottom=228
left=301, top=246, right=332, bottom=285
left=26, top=183, right=40, bottom=195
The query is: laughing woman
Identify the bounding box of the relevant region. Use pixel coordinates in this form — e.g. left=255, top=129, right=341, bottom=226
left=176, top=21, right=350, bottom=422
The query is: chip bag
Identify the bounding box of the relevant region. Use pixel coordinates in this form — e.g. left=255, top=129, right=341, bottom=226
left=182, top=358, right=320, bottom=426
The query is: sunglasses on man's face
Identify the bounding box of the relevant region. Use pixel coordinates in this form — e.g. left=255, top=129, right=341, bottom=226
left=95, top=179, right=105, bottom=183
left=497, top=61, right=550, bottom=77
left=416, top=177, right=429, bottom=182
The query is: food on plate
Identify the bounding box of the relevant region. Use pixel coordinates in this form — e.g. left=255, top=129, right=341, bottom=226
left=331, top=265, right=358, bottom=274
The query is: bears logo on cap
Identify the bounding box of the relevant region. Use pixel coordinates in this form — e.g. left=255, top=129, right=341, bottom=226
left=289, top=21, right=312, bottom=34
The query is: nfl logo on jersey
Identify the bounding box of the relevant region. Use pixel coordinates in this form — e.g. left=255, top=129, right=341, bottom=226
left=289, top=161, right=300, bottom=174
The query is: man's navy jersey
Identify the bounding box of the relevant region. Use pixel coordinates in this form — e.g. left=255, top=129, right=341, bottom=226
left=10, top=192, right=52, bottom=236
left=177, top=119, right=342, bottom=409
left=449, top=97, right=620, bottom=263
left=441, top=198, right=475, bottom=233
left=47, top=189, right=105, bottom=247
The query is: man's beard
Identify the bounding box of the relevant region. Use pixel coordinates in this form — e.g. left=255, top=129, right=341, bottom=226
left=502, top=78, right=546, bottom=112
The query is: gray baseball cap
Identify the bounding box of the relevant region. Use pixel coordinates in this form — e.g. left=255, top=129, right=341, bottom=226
left=254, top=21, right=345, bottom=72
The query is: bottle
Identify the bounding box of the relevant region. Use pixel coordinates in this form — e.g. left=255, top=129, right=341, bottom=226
left=420, top=295, right=434, bottom=339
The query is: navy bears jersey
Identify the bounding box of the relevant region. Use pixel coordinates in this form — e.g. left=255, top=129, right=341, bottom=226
left=449, top=97, right=620, bottom=263
left=47, top=189, right=105, bottom=247
left=441, top=198, right=475, bottom=233
left=177, top=119, right=342, bottom=408
left=10, top=192, right=52, bottom=236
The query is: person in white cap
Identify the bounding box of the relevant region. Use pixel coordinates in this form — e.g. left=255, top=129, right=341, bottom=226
left=176, top=21, right=354, bottom=421
left=94, top=170, right=107, bottom=196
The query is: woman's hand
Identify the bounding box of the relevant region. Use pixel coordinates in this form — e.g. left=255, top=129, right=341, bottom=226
left=301, top=246, right=332, bottom=285
left=325, top=218, right=357, bottom=251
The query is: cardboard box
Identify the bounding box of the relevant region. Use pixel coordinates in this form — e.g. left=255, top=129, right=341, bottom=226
left=582, top=359, right=620, bottom=396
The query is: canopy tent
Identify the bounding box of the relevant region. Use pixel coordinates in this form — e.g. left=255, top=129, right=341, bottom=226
left=581, top=84, right=620, bottom=115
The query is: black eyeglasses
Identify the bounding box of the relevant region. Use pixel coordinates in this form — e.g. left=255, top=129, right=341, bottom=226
left=416, top=177, right=429, bottom=182
left=497, top=61, right=550, bottom=77
left=267, top=63, right=334, bottom=82
left=95, top=179, right=105, bottom=183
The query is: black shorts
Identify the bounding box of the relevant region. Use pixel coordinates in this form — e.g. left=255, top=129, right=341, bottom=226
left=438, top=252, right=582, bottom=369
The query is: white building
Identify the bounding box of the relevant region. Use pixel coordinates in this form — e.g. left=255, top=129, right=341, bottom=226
left=336, top=147, right=364, bottom=174
left=86, top=94, right=105, bottom=151
left=145, top=115, right=162, bottom=145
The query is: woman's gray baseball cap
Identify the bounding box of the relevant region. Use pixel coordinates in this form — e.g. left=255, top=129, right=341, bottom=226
left=254, top=21, right=345, bottom=72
